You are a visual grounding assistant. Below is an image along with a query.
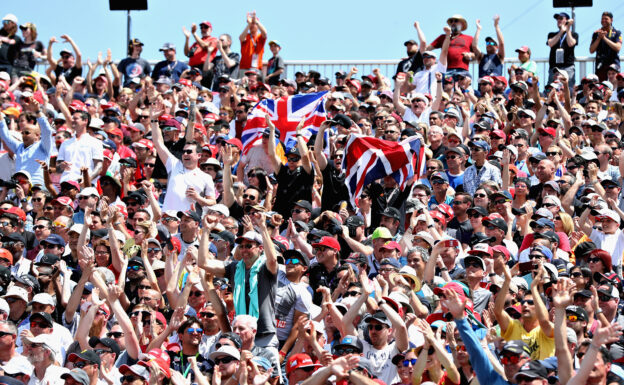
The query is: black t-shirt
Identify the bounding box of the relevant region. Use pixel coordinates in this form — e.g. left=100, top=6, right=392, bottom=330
left=210, top=52, right=241, bottom=90
left=592, top=27, right=623, bottom=68
left=168, top=351, right=212, bottom=380
left=431, top=144, right=448, bottom=160
left=547, top=31, right=578, bottom=68
left=274, top=164, right=314, bottom=218
left=117, top=57, right=152, bottom=86
left=446, top=217, right=473, bottom=245
left=225, top=259, right=277, bottom=338
left=0, top=30, right=21, bottom=66
left=54, top=64, right=82, bottom=85
left=320, top=162, right=350, bottom=212
left=13, top=40, right=43, bottom=70
left=308, top=262, right=340, bottom=306
left=395, top=53, right=424, bottom=75
left=152, top=138, right=187, bottom=180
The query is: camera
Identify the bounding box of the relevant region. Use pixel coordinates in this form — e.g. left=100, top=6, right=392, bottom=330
left=0, top=179, right=18, bottom=189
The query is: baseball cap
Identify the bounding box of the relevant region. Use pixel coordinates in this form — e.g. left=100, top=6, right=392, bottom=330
left=286, top=353, right=321, bottom=374
left=61, top=369, right=89, bottom=385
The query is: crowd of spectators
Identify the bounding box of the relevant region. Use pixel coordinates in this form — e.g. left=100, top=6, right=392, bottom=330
left=0, top=8, right=623, bottom=385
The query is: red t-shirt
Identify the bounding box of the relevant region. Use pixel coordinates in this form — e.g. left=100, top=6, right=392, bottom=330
left=189, top=36, right=218, bottom=67
left=431, top=34, right=474, bottom=70
left=240, top=33, right=266, bottom=69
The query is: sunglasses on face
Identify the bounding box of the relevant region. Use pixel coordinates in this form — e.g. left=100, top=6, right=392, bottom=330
left=566, top=314, right=580, bottom=322
left=121, top=376, right=141, bottom=383
left=367, top=324, right=386, bottom=331
left=239, top=243, right=256, bottom=249
left=500, top=354, right=521, bottom=365
left=73, top=361, right=90, bottom=369
left=465, top=261, right=482, bottom=269
left=127, top=265, right=142, bottom=271
left=242, top=194, right=257, bottom=200
left=344, top=290, right=361, bottom=297
left=33, top=225, right=49, bottom=231
left=468, top=213, right=483, bottom=218
left=334, top=347, right=360, bottom=356
left=599, top=294, right=613, bottom=302
left=201, top=311, right=215, bottom=318
left=214, top=356, right=237, bottom=365
left=107, top=331, right=124, bottom=338
left=285, top=258, right=302, bottom=265
left=187, top=327, right=203, bottom=334
left=402, top=359, right=417, bottom=367
left=474, top=193, right=487, bottom=198
left=521, top=299, right=534, bottom=305
left=189, top=291, right=204, bottom=297
left=588, top=257, right=602, bottom=263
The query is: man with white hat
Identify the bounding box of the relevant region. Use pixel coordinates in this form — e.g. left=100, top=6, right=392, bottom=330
left=72, top=188, right=100, bottom=225
left=411, top=28, right=450, bottom=98
left=0, top=320, right=18, bottom=364
left=0, top=14, right=20, bottom=74
left=22, top=334, right=68, bottom=385
left=1, top=354, right=33, bottom=384
left=3, top=287, right=28, bottom=327
left=208, top=346, right=240, bottom=384
left=427, top=15, right=475, bottom=79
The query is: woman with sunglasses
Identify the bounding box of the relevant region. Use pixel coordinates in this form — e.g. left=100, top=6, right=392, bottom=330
left=391, top=349, right=418, bottom=385
left=473, top=188, right=490, bottom=209
left=411, top=319, right=460, bottom=385
left=570, top=266, right=593, bottom=290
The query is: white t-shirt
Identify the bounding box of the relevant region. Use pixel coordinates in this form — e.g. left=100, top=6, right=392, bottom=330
left=57, top=133, right=103, bottom=182
left=162, top=157, right=215, bottom=212
left=28, top=364, right=69, bottom=385
left=412, top=62, right=447, bottom=97
left=361, top=340, right=400, bottom=385
left=590, top=228, right=624, bottom=267
left=402, top=106, right=431, bottom=125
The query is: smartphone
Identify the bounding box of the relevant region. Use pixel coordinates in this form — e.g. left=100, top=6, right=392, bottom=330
left=512, top=207, right=527, bottom=216
left=519, top=261, right=534, bottom=275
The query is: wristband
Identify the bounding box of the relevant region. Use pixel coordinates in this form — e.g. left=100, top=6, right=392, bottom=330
left=488, top=273, right=497, bottom=277
left=437, top=80, right=442, bottom=83
left=439, top=267, right=448, bottom=272
left=427, top=224, right=434, bottom=228
left=278, top=351, right=286, bottom=357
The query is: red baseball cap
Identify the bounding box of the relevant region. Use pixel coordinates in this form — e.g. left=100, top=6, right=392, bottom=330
left=69, top=100, right=86, bottom=112
left=380, top=241, right=402, bottom=253
left=0, top=249, right=12, bottom=265
left=158, top=114, right=173, bottom=122
left=479, top=76, right=495, bottom=85
left=515, top=45, right=530, bottom=53
left=108, top=127, right=123, bottom=138
left=429, top=210, right=446, bottom=226
left=179, top=79, right=192, bottom=87
left=134, top=139, right=154, bottom=151
left=286, top=353, right=320, bottom=374
left=138, top=348, right=171, bottom=378
left=538, top=127, right=556, bottom=137
left=200, top=21, right=212, bottom=28
left=433, top=282, right=466, bottom=298
left=103, top=149, right=114, bottom=160
left=492, top=245, right=511, bottom=260
left=226, top=138, right=243, bottom=150
left=490, top=129, right=507, bottom=140
left=0, top=207, right=26, bottom=221
left=53, top=196, right=74, bottom=208
left=437, top=203, right=454, bottom=220
left=311, top=236, right=340, bottom=251
left=203, top=112, right=218, bottom=123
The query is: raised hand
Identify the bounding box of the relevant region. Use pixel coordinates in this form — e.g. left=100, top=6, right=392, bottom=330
left=444, top=289, right=466, bottom=320
left=493, top=15, right=500, bottom=26
left=182, top=26, right=191, bottom=38
left=551, top=278, right=575, bottom=309
left=476, top=19, right=482, bottom=30
left=330, top=355, right=360, bottom=378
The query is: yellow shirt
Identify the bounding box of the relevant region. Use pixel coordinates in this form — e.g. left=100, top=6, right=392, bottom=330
left=501, top=319, right=555, bottom=360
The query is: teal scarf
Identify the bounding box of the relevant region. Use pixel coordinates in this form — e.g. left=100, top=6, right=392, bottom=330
left=233, top=254, right=265, bottom=318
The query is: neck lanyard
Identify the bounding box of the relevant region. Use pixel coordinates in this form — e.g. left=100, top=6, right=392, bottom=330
left=180, top=352, right=199, bottom=377
left=559, top=32, right=567, bottom=48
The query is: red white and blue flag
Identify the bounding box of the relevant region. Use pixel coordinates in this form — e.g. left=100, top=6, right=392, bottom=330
left=241, top=91, right=328, bottom=155
left=343, top=135, right=426, bottom=206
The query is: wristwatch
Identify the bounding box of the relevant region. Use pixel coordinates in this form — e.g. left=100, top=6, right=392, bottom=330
left=377, top=299, right=387, bottom=307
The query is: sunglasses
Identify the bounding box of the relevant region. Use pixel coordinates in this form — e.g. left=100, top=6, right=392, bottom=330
left=33, top=225, right=49, bottom=231
left=107, top=332, right=124, bottom=338
left=334, top=347, right=360, bottom=356
left=144, top=163, right=155, bottom=168
left=588, top=257, right=602, bottom=263
left=344, top=290, right=361, bottom=297
left=242, top=194, right=257, bottom=200
left=446, top=155, right=459, bottom=160
left=468, top=212, right=483, bottom=218
left=367, top=324, right=386, bottom=331
left=239, top=243, right=255, bottom=249
left=182, top=149, right=194, bottom=155
left=214, top=356, right=237, bottom=365
left=566, top=314, right=579, bottom=322
left=285, top=258, right=302, bottom=265
left=520, top=299, right=534, bottom=305
left=571, top=272, right=583, bottom=278
left=147, top=247, right=161, bottom=253
left=127, top=265, right=142, bottom=271
left=189, top=291, right=204, bottom=297
left=465, top=261, right=482, bottom=269
left=30, top=321, right=50, bottom=328
left=599, top=294, right=613, bottom=302
left=500, top=354, right=521, bottom=365
left=402, top=359, right=417, bottom=367
left=187, top=327, right=203, bottom=334
left=74, top=361, right=90, bottom=369
left=474, top=193, right=487, bottom=198
left=200, top=311, right=216, bottom=318
left=121, top=376, right=141, bottom=383
left=546, top=152, right=560, bottom=156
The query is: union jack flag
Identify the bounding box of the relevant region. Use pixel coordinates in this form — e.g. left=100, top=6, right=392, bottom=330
left=342, top=134, right=426, bottom=206
left=241, top=92, right=328, bottom=155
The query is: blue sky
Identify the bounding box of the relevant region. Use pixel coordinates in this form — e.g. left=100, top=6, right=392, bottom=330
left=8, top=1, right=624, bottom=68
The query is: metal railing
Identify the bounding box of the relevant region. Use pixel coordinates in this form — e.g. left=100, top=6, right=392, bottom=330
left=34, top=55, right=620, bottom=85
left=282, top=56, right=606, bottom=84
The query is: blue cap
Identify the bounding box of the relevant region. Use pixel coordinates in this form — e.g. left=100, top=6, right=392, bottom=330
left=531, top=217, right=555, bottom=230
left=251, top=356, right=272, bottom=371
left=41, top=234, right=66, bottom=247
left=430, top=171, right=449, bottom=182
left=553, top=12, right=571, bottom=19
left=531, top=245, right=554, bottom=261
left=470, top=140, right=491, bottom=153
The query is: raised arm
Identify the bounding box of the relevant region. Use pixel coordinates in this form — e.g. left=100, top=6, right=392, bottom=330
left=149, top=97, right=173, bottom=166
left=265, top=115, right=282, bottom=174
left=256, top=217, right=277, bottom=275
left=472, top=19, right=483, bottom=60
left=106, top=284, right=141, bottom=360
left=342, top=269, right=374, bottom=336
left=439, top=27, right=451, bottom=67
left=379, top=300, right=408, bottom=352
left=494, top=15, right=505, bottom=59
left=61, top=34, right=82, bottom=68
left=393, top=75, right=407, bottom=116
left=414, top=21, right=427, bottom=54
left=551, top=279, right=575, bottom=385
left=314, top=122, right=329, bottom=170
left=494, top=265, right=513, bottom=333
left=296, top=120, right=313, bottom=174
left=530, top=262, right=554, bottom=337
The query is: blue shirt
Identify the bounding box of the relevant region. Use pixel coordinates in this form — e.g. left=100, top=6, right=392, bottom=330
left=0, top=116, right=53, bottom=186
